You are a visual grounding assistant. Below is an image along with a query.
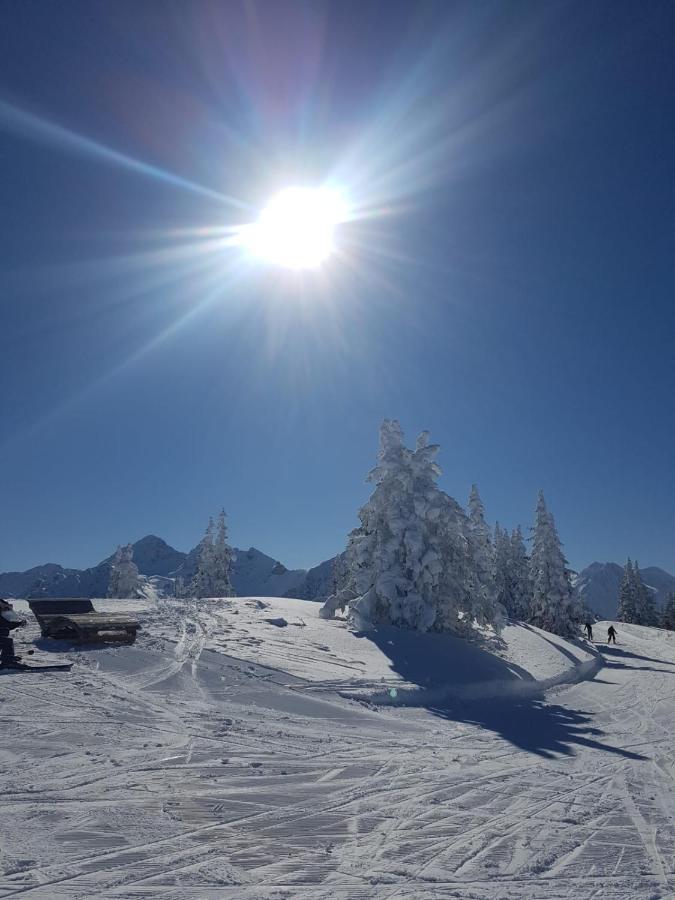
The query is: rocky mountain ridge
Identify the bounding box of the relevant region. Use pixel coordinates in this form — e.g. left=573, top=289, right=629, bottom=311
left=0, top=535, right=335, bottom=601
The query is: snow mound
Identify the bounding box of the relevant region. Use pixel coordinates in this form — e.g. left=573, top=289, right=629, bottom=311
left=199, top=597, right=597, bottom=700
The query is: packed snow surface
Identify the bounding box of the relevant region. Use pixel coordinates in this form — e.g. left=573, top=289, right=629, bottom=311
left=1, top=598, right=674, bottom=898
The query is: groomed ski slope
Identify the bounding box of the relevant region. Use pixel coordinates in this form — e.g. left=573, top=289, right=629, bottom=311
left=1, top=597, right=674, bottom=899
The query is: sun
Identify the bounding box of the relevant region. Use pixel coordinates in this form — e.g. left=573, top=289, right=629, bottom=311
left=245, top=187, right=347, bottom=270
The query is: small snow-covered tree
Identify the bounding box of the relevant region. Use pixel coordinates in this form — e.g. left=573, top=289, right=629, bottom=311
left=321, top=420, right=495, bottom=634
left=211, top=509, right=235, bottom=597
left=189, top=517, right=216, bottom=599
left=108, top=544, right=142, bottom=598
left=618, top=559, right=659, bottom=626
left=662, top=592, right=675, bottom=630
left=187, top=511, right=235, bottom=599
left=465, top=486, right=499, bottom=627
left=633, top=561, right=659, bottom=626
left=617, top=559, right=638, bottom=623
left=529, top=492, right=582, bottom=638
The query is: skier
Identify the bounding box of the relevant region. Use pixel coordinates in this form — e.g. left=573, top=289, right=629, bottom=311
left=607, top=624, right=617, bottom=645
left=584, top=621, right=593, bottom=641
left=0, top=599, right=27, bottom=668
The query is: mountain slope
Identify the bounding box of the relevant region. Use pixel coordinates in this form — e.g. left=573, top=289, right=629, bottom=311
left=284, top=555, right=337, bottom=600
left=125, top=535, right=186, bottom=576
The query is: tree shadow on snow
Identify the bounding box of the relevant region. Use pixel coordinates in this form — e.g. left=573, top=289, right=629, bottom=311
left=356, top=626, right=647, bottom=761
left=598, top=645, right=675, bottom=667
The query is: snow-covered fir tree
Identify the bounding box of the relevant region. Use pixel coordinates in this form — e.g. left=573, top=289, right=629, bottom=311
left=494, top=523, right=511, bottom=613
left=433, top=489, right=478, bottom=634
left=494, top=523, right=532, bottom=621
left=107, top=544, right=142, bottom=599
left=321, top=420, right=499, bottom=635
left=187, top=513, right=235, bottom=599
left=618, top=559, right=658, bottom=626
left=510, top=526, right=534, bottom=620
left=211, top=509, right=235, bottom=598
left=465, top=486, right=499, bottom=627
left=617, top=559, right=638, bottom=623
left=529, top=492, right=582, bottom=638
left=188, top=517, right=216, bottom=599
left=663, top=592, right=675, bottom=631
left=633, top=561, right=658, bottom=626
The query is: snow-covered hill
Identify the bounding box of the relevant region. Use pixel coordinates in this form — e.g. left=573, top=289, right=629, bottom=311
left=2, top=598, right=674, bottom=898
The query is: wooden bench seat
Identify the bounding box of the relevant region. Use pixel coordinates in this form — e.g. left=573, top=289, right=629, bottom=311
left=28, top=599, right=140, bottom=644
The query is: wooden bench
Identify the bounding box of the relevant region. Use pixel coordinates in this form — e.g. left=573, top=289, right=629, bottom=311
left=28, top=599, right=140, bottom=645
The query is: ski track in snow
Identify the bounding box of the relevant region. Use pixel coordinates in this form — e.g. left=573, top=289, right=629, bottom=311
left=0, top=600, right=674, bottom=899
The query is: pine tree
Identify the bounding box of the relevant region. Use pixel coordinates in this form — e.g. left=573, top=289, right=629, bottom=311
left=619, top=559, right=659, bottom=626
left=321, top=420, right=496, bottom=634
left=617, top=559, right=638, bottom=623
left=346, top=421, right=447, bottom=631
left=494, top=524, right=532, bottom=621
left=466, top=486, right=499, bottom=627
left=510, top=526, right=534, bottom=620
left=494, top=523, right=512, bottom=616
left=529, top=492, right=582, bottom=637
left=633, top=561, right=658, bottom=626
left=189, top=517, right=216, bottom=599
left=662, top=592, right=675, bottom=630
left=108, top=544, right=142, bottom=598
left=211, top=509, right=235, bottom=598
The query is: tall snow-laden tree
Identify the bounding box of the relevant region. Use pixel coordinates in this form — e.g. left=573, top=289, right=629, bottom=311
left=465, top=486, right=499, bottom=627
left=346, top=421, right=445, bottom=630
left=493, top=522, right=512, bottom=615
left=510, top=526, right=534, bottom=620
left=321, top=420, right=495, bottom=634
left=662, top=592, right=675, bottom=630
left=494, top=523, right=532, bottom=621
left=108, top=544, right=142, bottom=599
left=529, top=492, right=582, bottom=638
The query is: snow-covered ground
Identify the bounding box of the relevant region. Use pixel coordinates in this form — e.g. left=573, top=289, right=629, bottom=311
left=1, top=599, right=674, bottom=898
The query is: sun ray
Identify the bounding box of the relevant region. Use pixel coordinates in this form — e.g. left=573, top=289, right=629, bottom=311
left=0, top=99, right=248, bottom=210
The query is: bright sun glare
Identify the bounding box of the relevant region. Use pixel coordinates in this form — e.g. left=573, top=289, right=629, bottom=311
left=245, top=187, right=347, bottom=270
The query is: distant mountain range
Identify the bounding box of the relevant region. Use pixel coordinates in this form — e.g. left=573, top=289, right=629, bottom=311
left=2, top=537, right=673, bottom=618
left=575, top=562, right=675, bottom=618
left=0, top=535, right=336, bottom=602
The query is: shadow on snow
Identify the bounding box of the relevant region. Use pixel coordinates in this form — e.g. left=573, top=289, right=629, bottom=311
left=355, top=625, right=647, bottom=762
left=598, top=645, right=675, bottom=667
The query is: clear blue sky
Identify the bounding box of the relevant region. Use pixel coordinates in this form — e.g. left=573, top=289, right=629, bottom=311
left=1, top=0, right=674, bottom=574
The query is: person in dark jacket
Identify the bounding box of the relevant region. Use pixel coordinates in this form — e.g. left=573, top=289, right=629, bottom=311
left=0, top=599, right=26, bottom=667
left=584, top=622, right=593, bottom=641
left=607, top=624, right=617, bottom=644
